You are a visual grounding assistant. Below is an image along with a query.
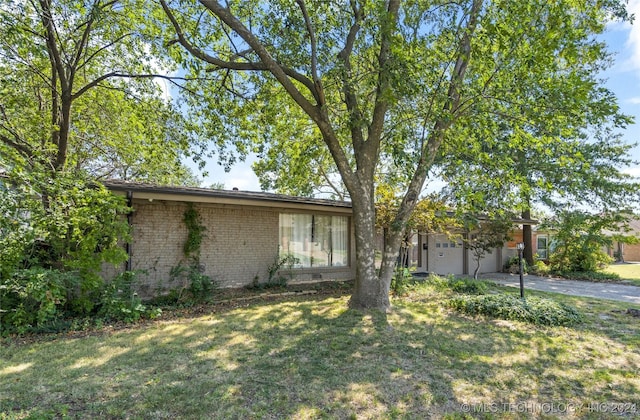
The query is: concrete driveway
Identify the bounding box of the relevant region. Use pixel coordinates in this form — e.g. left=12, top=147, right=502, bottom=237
left=478, top=272, right=640, bottom=305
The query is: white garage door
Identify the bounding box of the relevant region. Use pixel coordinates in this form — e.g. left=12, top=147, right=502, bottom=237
left=428, top=234, right=464, bottom=275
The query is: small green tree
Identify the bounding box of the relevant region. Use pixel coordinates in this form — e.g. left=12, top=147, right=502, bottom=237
left=465, top=217, right=513, bottom=280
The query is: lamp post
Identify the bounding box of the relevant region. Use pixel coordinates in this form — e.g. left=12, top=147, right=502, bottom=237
left=516, top=242, right=525, bottom=299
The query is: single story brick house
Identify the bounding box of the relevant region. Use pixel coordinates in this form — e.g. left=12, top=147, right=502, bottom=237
left=102, top=180, right=356, bottom=298
left=103, top=180, right=541, bottom=297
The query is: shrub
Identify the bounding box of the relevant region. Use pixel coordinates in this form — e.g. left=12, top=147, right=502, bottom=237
left=0, top=268, right=74, bottom=335
left=188, top=270, right=215, bottom=300
left=544, top=210, right=620, bottom=273
left=424, top=273, right=488, bottom=295
left=447, top=294, right=583, bottom=326
left=449, top=278, right=488, bottom=295
left=98, top=271, right=160, bottom=323
left=0, top=173, right=130, bottom=304
left=504, top=255, right=528, bottom=274
left=248, top=254, right=299, bottom=290
left=391, top=267, right=414, bottom=295
left=530, top=260, right=550, bottom=276
left=169, top=264, right=216, bottom=301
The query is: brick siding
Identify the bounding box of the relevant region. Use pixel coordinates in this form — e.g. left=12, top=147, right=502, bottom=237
left=105, top=199, right=355, bottom=298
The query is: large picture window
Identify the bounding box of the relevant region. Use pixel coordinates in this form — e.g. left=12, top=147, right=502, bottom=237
left=279, top=213, right=349, bottom=268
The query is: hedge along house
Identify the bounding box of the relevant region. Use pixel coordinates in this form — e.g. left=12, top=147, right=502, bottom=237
left=102, top=180, right=355, bottom=298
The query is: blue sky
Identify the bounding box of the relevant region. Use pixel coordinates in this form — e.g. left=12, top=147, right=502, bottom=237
left=195, top=7, right=640, bottom=192
left=602, top=4, right=640, bottom=180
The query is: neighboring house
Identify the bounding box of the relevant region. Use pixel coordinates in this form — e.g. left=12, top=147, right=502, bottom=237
left=102, top=180, right=356, bottom=298
left=606, top=218, right=640, bottom=262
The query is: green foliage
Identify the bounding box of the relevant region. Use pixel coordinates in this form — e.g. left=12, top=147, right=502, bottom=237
left=545, top=210, right=619, bottom=273
left=0, top=172, right=130, bottom=286
left=504, top=255, right=528, bottom=274
left=425, top=273, right=488, bottom=295
left=170, top=205, right=216, bottom=302
left=0, top=182, right=36, bottom=278
left=188, top=270, right=215, bottom=300
left=0, top=0, right=201, bottom=183
left=391, top=267, right=414, bottom=296
left=449, top=279, right=489, bottom=295
left=248, top=254, right=299, bottom=290
left=98, top=272, right=160, bottom=323
left=0, top=268, right=73, bottom=335
left=169, top=264, right=216, bottom=302
left=0, top=171, right=138, bottom=334
left=0, top=268, right=163, bottom=334
left=448, top=294, right=583, bottom=326
left=182, top=204, right=207, bottom=261
left=530, top=260, right=550, bottom=276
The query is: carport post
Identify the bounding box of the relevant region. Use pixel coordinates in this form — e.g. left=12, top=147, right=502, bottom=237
left=517, top=242, right=525, bottom=299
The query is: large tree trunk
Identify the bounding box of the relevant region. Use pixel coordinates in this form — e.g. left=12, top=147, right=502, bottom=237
left=348, top=189, right=392, bottom=310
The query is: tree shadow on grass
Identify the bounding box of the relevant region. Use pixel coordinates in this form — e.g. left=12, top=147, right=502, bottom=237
left=1, top=292, right=639, bottom=418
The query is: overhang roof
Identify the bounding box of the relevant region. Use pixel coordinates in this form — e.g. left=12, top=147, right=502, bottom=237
left=102, top=179, right=353, bottom=211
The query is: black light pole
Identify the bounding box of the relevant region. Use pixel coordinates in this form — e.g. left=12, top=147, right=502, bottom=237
left=517, top=242, right=525, bottom=299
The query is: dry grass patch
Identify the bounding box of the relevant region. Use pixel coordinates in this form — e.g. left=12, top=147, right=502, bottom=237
left=0, top=285, right=639, bottom=419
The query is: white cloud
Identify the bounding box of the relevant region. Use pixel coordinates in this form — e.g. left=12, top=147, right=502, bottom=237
left=623, top=0, right=640, bottom=69
left=622, top=166, right=640, bottom=178
left=625, top=97, right=640, bottom=104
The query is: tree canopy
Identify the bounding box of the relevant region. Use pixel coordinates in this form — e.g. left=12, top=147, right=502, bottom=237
left=0, top=0, right=200, bottom=184
left=154, top=0, right=635, bottom=310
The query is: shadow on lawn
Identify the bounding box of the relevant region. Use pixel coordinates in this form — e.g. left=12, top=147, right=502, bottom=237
left=1, top=292, right=639, bottom=418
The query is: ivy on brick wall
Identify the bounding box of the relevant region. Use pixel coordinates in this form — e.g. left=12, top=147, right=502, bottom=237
left=170, top=204, right=214, bottom=301
left=182, top=203, right=206, bottom=262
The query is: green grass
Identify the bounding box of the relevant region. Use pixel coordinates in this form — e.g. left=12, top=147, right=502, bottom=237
left=603, top=263, right=640, bottom=287
left=1, top=283, right=639, bottom=419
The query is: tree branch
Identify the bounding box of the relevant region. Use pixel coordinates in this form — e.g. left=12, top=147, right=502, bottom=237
left=337, top=0, right=366, bottom=152
left=393, top=0, right=484, bottom=233
left=71, top=0, right=98, bottom=70
left=363, top=0, right=401, bottom=179
left=160, top=0, right=318, bottom=98
left=38, top=0, right=67, bottom=92
left=76, top=32, right=134, bottom=73
left=72, top=72, right=208, bottom=99
left=295, top=0, right=325, bottom=105
left=196, top=0, right=321, bottom=118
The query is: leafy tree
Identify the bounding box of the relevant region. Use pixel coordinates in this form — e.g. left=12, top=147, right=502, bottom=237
left=439, top=20, right=638, bottom=264
left=0, top=171, right=130, bottom=314
left=0, top=0, right=201, bottom=184
left=543, top=210, right=634, bottom=273
left=0, top=0, right=204, bottom=299
left=464, top=217, right=512, bottom=280
left=157, top=0, right=630, bottom=310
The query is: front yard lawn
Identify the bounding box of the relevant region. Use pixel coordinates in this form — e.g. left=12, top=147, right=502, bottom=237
left=1, top=282, right=639, bottom=419
left=603, top=263, right=640, bottom=287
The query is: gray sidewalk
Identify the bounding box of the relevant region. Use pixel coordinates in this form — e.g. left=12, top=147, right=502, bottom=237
left=478, top=272, right=640, bottom=304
